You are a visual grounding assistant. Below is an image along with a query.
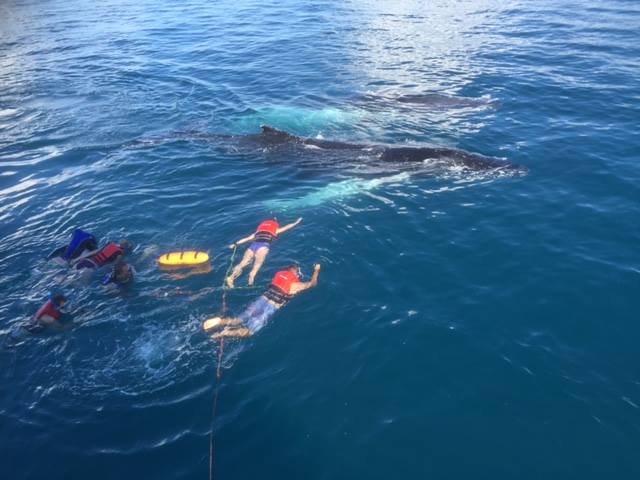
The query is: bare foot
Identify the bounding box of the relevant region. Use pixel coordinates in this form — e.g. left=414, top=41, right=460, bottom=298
left=203, top=317, right=222, bottom=332
left=247, top=275, right=255, bottom=286
left=225, top=276, right=234, bottom=289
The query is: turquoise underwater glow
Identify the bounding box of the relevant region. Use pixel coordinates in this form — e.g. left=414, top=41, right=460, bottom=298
left=1, top=0, right=639, bottom=479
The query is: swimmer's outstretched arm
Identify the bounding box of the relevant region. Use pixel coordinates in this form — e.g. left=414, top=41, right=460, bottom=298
left=290, top=263, right=321, bottom=295
left=276, top=217, right=302, bottom=235
left=229, top=233, right=256, bottom=249
left=76, top=247, right=100, bottom=260
left=63, top=246, right=100, bottom=267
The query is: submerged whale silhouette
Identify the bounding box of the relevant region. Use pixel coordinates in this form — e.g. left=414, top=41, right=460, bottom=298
left=358, top=92, right=500, bottom=109
left=242, top=126, right=526, bottom=174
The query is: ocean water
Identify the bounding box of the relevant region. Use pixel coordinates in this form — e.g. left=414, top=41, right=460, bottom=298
left=1, top=0, right=639, bottom=478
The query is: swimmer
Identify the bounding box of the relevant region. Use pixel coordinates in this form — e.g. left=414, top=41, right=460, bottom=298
left=73, top=239, right=133, bottom=270
left=226, top=218, right=302, bottom=288
left=26, top=292, right=68, bottom=332
left=102, top=260, right=135, bottom=286
left=48, top=229, right=98, bottom=265
left=205, top=263, right=320, bottom=338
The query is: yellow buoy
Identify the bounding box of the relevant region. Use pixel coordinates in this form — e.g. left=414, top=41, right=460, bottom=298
left=157, top=251, right=210, bottom=268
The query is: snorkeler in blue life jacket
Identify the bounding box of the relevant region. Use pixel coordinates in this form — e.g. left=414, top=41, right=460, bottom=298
left=73, top=239, right=133, bottom=270
left=48, top=229, right=98, bottom=265
left=102, top=261, right=135, bottom=286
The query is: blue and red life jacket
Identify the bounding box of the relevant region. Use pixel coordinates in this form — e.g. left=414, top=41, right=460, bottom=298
left=48, top=229, right=97, bottom=263
left=62, top=229, right=97, bottom=261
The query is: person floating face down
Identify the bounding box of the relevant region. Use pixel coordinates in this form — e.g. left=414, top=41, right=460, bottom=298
left=48, top=229, right=99, bottom=266
left=27, top=292, right=68, bottom=332
left=225, top=218, right=302, bottom=288
left=73, top=239, right=133, bottom=270
left=205, top=263, right=321, bottom=339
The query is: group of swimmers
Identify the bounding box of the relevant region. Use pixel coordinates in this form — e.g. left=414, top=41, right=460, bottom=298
left=31, top=219, right=321, bottom=339
left=30, top=229, right=133, bottom=330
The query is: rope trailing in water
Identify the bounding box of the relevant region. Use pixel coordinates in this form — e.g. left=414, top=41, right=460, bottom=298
left=221, top=244, right=237, bottom=314
left=209, top=244, right=237, bottom=480
left=209, top=336, right=225, bottom=480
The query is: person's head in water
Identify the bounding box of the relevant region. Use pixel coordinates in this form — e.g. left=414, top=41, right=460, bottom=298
left=115, top=261, right=134, bottom=283
left=287, top=263, right=302, bottom=278
left=119, top=239, right=133, bottom=255
left=51, top=292, right=68, bottom=308
left=107, top=261, right=134, bottom=285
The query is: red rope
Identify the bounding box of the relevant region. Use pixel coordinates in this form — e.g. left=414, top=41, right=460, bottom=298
left=209, top=247, right=236, bottom=480
left=209, top=337, right=224, bottom=480
left=216, top=338, right=225, bottom=380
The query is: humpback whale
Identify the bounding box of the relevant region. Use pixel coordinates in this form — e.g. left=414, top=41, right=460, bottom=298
left=243, top=126, right=527, bottom=175
left=128, top=126, right=527, bottom=176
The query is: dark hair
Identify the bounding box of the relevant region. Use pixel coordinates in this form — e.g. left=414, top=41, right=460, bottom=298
left=119, top=239, right=133, bottom=254
left=52, top=292, right=67, bottom=305
left=287, top=263, right=300, bottom=271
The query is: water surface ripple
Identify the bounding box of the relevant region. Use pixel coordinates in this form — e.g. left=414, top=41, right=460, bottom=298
left=1, top=0, right=639, bottom=478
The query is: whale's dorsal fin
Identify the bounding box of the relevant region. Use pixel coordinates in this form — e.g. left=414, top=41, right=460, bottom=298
left=260, top=125, right=299, bottom=143
left=260, top=124, right=285, bottom=135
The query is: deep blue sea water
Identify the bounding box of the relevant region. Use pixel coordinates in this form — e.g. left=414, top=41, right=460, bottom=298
left=1, top=0, right=639, bottom=478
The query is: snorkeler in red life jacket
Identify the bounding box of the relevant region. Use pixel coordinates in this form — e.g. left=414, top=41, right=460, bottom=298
left=204, top=263, right=321, bottom=339
left=74, top=240, right=133, bottom=270
left=30, top=292, right=68, bottom=331
left=225, top=217, right=302, bottom=288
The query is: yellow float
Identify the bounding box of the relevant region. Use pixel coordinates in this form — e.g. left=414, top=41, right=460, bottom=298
left=157, top=251, right=210, bottom=268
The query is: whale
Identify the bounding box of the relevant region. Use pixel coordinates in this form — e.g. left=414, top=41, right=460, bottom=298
left=127, top=125, right=527, bottom=176
left=240, top=126, right=527, bottom=175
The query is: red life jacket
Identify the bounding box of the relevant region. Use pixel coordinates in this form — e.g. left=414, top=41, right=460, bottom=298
left=91, top=243, right=124, bottom=267
left=254, top=220, right=279, bottom=243
left=264, top=269, right=300, bottom=306
left=35, top=300, right=61, bottom=321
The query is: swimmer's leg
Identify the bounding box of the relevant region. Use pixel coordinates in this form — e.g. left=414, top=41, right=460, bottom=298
left=211, top=327, right=252, bottom=339
left=203, top=316, right=243, bottom=332
left=170, top=262, right=212, bottom=281
left=247, top=247, right=269, bottom=286
left=226, top=249, right=254, bottom=288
